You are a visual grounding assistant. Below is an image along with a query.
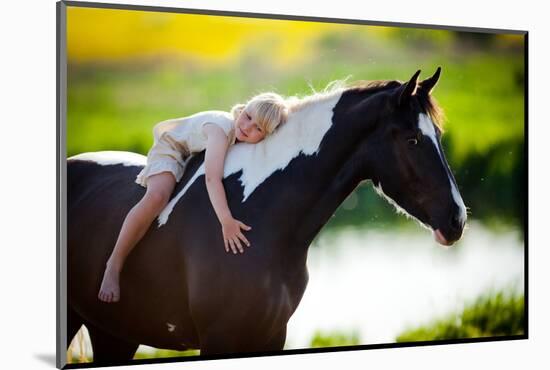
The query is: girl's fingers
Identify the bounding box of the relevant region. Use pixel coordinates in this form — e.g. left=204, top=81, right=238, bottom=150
left=233, top=237, right=244, bottom=253
left=239, top=221, right=252, bottom=231
left=224, top=238, right=229, bottom=253
left=228, top=239, right=237, bottom=254
left=237, top=232, right=250, bottom=247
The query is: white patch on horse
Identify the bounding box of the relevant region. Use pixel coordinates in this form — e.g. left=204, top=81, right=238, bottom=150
left=69, top=151, right=147, bottom=167
left=418, top=113, right=467, bottom=224
left=157, top=92, right=343, bottom=226
left=166, top=323, right=176, bottom=332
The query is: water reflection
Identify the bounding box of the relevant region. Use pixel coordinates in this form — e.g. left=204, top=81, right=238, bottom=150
left=286, top=221, right=524, bottom=348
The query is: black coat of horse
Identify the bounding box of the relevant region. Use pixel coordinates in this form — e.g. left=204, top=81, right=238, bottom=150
left=67, top=69, right=467, bottom=363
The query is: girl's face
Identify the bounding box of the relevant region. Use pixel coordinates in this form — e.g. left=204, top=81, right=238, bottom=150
left=235, top=107, right=267, bottom=144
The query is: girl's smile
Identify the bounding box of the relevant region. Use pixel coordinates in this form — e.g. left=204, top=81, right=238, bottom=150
left=237, top=126, right=247, bottom=139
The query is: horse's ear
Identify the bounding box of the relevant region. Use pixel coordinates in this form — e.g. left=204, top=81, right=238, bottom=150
left=419, top=66, right=441, bottom=95
left=398, top=70, right=421, bottom=107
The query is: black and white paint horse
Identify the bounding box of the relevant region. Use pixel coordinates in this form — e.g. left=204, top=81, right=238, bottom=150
left=67, top=68, right=466, bottom=363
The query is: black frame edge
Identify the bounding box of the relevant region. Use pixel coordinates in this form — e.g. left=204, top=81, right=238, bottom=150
left=57, top=1, right=68, bottom=369
left=523, top=32, right=529, bottom=338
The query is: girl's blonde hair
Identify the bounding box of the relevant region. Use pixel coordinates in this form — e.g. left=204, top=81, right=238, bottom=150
left=231, top=92, right=289, bottom=135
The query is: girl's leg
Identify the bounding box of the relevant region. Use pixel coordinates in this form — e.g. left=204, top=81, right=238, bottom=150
left=98, top=172, right=176, bottom=303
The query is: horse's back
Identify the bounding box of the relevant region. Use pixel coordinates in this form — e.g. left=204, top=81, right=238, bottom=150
left=68, top=152, right=145, bottom=207
left=67, top=154, right=147, bottom=301
left=67, top=153, right=146, bottom=256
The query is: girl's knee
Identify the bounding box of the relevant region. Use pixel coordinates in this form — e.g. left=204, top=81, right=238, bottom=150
left=144, top=190, right=170, bottom=209
left=142, top=172, right=175, bottom=210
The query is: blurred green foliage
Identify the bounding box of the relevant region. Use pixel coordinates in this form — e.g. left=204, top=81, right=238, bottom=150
left=396, top=291, right=525, bottom=342
left=133, top=348, right=199, bottom=359
left=309, top=329, right=361, bottom=348
left=67, top=27, right=525, bottom=232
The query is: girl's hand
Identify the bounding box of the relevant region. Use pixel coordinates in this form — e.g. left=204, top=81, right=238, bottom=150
left=221, top=218, right=252, bottom=254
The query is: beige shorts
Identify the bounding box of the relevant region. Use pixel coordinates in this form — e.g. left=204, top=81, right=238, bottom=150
left=135, top=132, right=191, bottom=187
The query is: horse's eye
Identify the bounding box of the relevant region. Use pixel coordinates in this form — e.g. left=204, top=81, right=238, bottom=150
left=407, top=138, right=418, bottom=146
left=407, top=131, right=423, bottom=146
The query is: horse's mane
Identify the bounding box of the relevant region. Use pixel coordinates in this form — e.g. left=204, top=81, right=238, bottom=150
left=349, top=79, right=445, bottom=132
left=283, top=79, right=350, bottom=114
left=284, top=78, right=445, bottom=132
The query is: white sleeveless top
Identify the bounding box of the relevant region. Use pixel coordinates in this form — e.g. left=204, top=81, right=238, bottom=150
left=153, top=110, right=236, bottom=153
left=135, top=110, right=237, bottom=187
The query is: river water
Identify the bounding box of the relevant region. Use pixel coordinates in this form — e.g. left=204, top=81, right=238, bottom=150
left=286, top=221, right=524, bottom=348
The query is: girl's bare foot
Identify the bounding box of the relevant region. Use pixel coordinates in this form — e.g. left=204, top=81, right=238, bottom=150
left=98, top=265, right=121, bottom=303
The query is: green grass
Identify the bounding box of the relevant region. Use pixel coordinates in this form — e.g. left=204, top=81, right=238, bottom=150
left=67, top=51, right=525, bottom=165
left=67, top=47, right=524, bottom=159
left=396, top=291, right=525, bottom=342
left=133, top=348, right=199, bottom=359
left=309, top=329, right=361, bottom=348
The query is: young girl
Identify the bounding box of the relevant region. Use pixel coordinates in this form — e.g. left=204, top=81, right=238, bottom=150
left=98, top=92, right=289, bottom=303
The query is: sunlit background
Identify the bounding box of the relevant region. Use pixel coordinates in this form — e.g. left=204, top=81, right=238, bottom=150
left=65, top=5, right=525, bottom=363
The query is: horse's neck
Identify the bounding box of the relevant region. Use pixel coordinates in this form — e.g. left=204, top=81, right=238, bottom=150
left=290, top=156, right=363, bottom=250
left=279, top=93, right=382, bottom=260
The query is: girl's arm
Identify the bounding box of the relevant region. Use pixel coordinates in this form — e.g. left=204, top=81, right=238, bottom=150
left=203, top=123, right=251, bottom=254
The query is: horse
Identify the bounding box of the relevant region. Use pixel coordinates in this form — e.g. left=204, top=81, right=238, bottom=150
left=66, top=68, right=467, bottom=364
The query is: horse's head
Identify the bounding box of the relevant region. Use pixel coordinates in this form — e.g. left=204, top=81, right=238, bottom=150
left=351, top=68, right=467, bottom=246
